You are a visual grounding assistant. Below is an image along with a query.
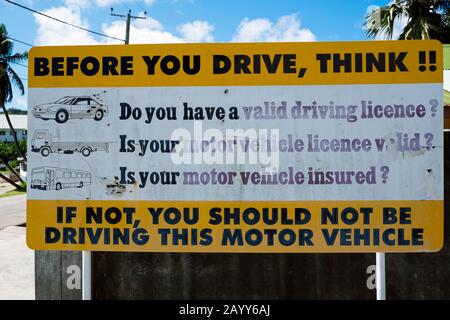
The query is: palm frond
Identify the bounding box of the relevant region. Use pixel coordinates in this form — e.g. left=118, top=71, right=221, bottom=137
left=0, top=71, right=13, bottom=105
left=433, top=0, right=450, bottom=11
left=364, top=1, right=408, bottom=39
left=6, top=66, right=24, bottom=95
left=364, top=0, right=450, bottom=42
left=0, top=24, right=28, bottom=106
left=401, top=14, right=447, bottom=39
left=0, top=38, right=13, bottom=57
left=5, top=52, right=28, bottom=64
left=0, top=24, right=13, bottom=57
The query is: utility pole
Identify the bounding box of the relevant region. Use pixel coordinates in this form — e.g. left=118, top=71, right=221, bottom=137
left=110, top=8, right=147, bottom=44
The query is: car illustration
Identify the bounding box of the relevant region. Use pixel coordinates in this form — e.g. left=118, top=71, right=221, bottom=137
left=32, top=96, right=109, bottom=123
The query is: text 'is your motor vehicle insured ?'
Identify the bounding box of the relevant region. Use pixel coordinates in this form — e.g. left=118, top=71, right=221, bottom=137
left=32, top=96, right=109, bottom=123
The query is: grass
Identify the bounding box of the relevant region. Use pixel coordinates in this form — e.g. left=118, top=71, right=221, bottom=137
left=445, top=90, right=450, bottom=106
left=0, top=188, right=26, bottom=198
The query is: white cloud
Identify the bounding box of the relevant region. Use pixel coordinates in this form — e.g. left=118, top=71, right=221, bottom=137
left=33, top=6, right=316, bottom=47
left=64, top=0, right=90, bottom=9
left=103, top=18, right=216, bottom=44
left=103, top=18, right=183, bottom=44
left=95, top=0, right=112, bottom=6
left=177, top=20, right=214, bottom=43
left=33, top=6, right=100, bottom=45
left=232, top=14, right=316, bottom=42
left=96, top=0, right=155, bottom=7
left=233, top=18, right=272, bottom=42
left=13, top=95, right=27, bottom=109
left=34, top=3, right=215, bottom=45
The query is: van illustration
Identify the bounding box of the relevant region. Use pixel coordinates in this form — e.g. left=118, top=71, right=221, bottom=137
left=32, top=96, right=109, bottom=123
left=31, top=129, right=109, bottom=157
left=30, top=166, right=91, bottom=190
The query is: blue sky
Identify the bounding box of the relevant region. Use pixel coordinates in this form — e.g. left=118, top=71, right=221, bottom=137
left=1, top=0, right=389, bottom=109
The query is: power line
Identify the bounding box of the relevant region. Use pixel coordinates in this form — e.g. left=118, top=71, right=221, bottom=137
left=11, top=62, right=28, bottom=68
left=5, top=0, right=126, bottom=43
left=134, top=0, right=146, bottom=11
left=6, top=36, right=33, bottom=47
left=120, top=0, right=131, bottom=10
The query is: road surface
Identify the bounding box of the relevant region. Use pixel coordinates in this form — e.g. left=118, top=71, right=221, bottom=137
left=0, top=194, right=33, bottom=300
left=0, top=226, right=34, bottom=300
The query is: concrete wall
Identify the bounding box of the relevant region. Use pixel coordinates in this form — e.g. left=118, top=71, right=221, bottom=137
left=92, top=252, right=375, bottom=299
left=36, top=133, right=449, bottom=299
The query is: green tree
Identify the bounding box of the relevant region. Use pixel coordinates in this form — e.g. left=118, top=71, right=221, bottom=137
left=365, top=0, right=450, bottom=43
left=0, top=142, right=25, bottom=190
left=0, top=23, right=28, bottom=162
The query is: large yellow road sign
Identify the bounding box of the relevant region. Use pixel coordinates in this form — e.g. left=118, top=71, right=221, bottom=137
left=27, top=41, right=443, bottom=252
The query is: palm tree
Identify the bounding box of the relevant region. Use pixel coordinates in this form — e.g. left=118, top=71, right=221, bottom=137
left=0, top=23, right=28, bottom=163
left=365, top=0, right=450, bottom=43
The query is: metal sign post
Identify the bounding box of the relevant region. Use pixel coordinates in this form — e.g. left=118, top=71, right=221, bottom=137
left=82, top=251, right=91, bottom=300
left=376, top=252, right=386, bottom=300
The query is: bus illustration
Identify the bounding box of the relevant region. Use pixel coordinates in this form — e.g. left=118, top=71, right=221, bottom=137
left=30, top=166, right=91, bottom=191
